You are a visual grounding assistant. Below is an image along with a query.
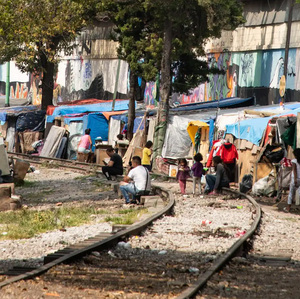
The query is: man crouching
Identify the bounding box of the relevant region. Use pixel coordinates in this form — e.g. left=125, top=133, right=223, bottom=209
left=120, top=156, right=151, bottom=204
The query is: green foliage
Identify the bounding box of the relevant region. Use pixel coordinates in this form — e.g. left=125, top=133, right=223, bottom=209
left=105, top=208, right=148, bottom=225
left=0, top=0, right=96, bottom=72
left=0, top=0, right=97, bottom=108
left=99, top=0, right=244, bottom=93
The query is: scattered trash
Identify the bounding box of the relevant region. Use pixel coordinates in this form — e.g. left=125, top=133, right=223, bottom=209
left=117, top=241, right=132, bottom=249
left=236, top=205, right=243, bottom=209
left=2, top=232, right=7, bottom=235
left=59, top=228, right=66, bottom=232
left=235, top=230, right=246, bottom=237
left=91, top=251, right=100, bottom=257
left=199, top=195, right=204, bottom=199
left=124, top=243, right=132, bottom=250
left=108, top=250, right=117, bottom=258
left=158, top=250, right=167, bottom=255
left=189, top=267, right=200, bottom=274
left=117, top=241, right=126, bottom=248
left=201, top=220, right=212, bottom=226
left=56, top=202, right=63, bottom=206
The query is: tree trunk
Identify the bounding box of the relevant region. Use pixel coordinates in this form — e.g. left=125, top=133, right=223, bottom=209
left=152, top=19, right=172, bottom=167
left=41, top=59, right=55, bottom=111
left=127, top=71, right=137, bottom=141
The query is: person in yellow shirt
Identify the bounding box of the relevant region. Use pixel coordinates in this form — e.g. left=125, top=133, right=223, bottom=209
left=142, top=140, right=153, bottom=171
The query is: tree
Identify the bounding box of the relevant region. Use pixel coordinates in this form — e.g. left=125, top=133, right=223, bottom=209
left=99, top=0, right=159, bottom=141
left=99, top=0, right=244, bottom=154
left=0, top=0, right=96, bottom=110
left=143, top=0, right=244, bottom=163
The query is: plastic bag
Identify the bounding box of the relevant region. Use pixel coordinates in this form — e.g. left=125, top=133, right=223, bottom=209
left=252, top=171, right=276, bottom=197
left=239, top=174, right=253, bottom=193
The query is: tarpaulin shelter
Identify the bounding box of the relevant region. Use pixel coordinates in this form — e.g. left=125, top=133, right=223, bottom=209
left=186, top=120, right=210, bottom=162
left=187, top=120, right=210, bottom=146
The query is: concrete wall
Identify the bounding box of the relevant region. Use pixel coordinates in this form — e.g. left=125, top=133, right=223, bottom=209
left=167, top=0, right=300, bottom=106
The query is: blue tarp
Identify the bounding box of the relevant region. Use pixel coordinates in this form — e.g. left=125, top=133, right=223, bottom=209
left=16, top=110, right=46, bottom=132
left=0, top=105, right=38, bottom=122
left=226, top=117, right=271, bottom=146
left=51, top=100, right=130, bottom=117
left=226, top=107, right=300, bottom=146
left=86, top=113, right=109, bottom=151
left=171, top=97, right=254, bottom=112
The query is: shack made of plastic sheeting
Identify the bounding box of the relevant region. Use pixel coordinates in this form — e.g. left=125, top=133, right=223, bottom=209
left=87, top=113, right=109, bottom=151
left=162, top=114, right=212, bottom=159
left=187, top=121, right=209, bottom=145
left=226, top=117, right=271, bottom=146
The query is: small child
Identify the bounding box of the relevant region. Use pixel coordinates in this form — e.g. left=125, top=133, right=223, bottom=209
left=176, top=158, right=191, bottom=195
left=285, top=148, right=300, bottom=212
left=142, top=140, right=153, bottom=171
left=191, top=153, right=203, bottom=195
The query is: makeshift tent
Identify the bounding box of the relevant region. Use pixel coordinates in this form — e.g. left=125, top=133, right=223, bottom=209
left=187, top=121, right=209, bottom=145
left=51, top=100, right=130, bottom=117
left=86, top=113, right=109, bottom=151
left=187, top=121, right=210, bottom=163
left=226, top=117, right=271, bottom=146
left=162, top=113, right=214, bottom=159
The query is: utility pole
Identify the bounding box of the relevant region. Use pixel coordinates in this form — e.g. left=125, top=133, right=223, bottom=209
left=5, top=61, right=10, bottom=107
left=284, top=0, right=295, bottom=81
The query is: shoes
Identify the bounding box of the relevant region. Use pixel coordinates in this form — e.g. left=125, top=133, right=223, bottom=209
left=208, top=191, right=218, bottom=195
left=283, top=207, right=290, bottom=213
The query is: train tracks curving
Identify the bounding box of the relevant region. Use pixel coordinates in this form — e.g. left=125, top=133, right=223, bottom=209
left=1, top=153, right=262, bottom=298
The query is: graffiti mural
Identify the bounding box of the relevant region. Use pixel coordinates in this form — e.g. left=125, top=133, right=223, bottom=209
left=144, top=81, right=157, bottom=107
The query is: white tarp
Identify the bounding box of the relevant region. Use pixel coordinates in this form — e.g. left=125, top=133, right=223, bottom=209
left=67, top=122, right=83, bottom=160
left=162, top=115, right=196, bottom=159
left=108, top=118, right=121, bottom=146
left=147, top=117, right=156, bottom=142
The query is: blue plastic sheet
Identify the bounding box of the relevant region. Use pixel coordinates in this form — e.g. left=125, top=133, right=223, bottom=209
left=51, top=100, right=130, bottom=117
left=86, top=113, right=109, bottom=151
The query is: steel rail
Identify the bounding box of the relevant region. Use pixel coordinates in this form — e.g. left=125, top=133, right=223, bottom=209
left=176, top=188, right=261, bottom=299
left=0, top=154, right=175, bottom=289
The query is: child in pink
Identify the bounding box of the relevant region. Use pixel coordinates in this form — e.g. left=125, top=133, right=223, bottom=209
left=176, top=158, right=191, bottom=195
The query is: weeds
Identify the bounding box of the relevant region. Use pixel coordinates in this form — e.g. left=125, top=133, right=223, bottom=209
left=105, top=208, right=148, bottom=225
left=0, top=206, right=107, bottom=239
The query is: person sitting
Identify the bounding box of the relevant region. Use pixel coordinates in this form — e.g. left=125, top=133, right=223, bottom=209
left=204, top=156, right=230, bottom=195
left=142, top=140, right=153, bottom=171
left=77, top=128, right=93, bottom=163
left=284, top=148, right=300, bottom=212
left=119, top=156, right=151, bottom=204
left=102, top=147, right=123, bottom=180
left=114, top=133, right=129, bottom=154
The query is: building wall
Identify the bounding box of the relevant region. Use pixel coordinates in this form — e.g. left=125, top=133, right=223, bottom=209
left=168, top=0, right=300, bottom=106
left=0, top=21, right=129, bottom=105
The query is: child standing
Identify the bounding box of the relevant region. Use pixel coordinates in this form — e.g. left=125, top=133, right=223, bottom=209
left=142, top=140, right=153, bottom=171
left=176, top=158, right=191, bottom=195
left=285, top=148, right=300, bottom=212
left=191, top=153, right=203, bottom=195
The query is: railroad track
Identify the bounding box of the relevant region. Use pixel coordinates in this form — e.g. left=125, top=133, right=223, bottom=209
left=1, top=154, right=262, bottom=298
